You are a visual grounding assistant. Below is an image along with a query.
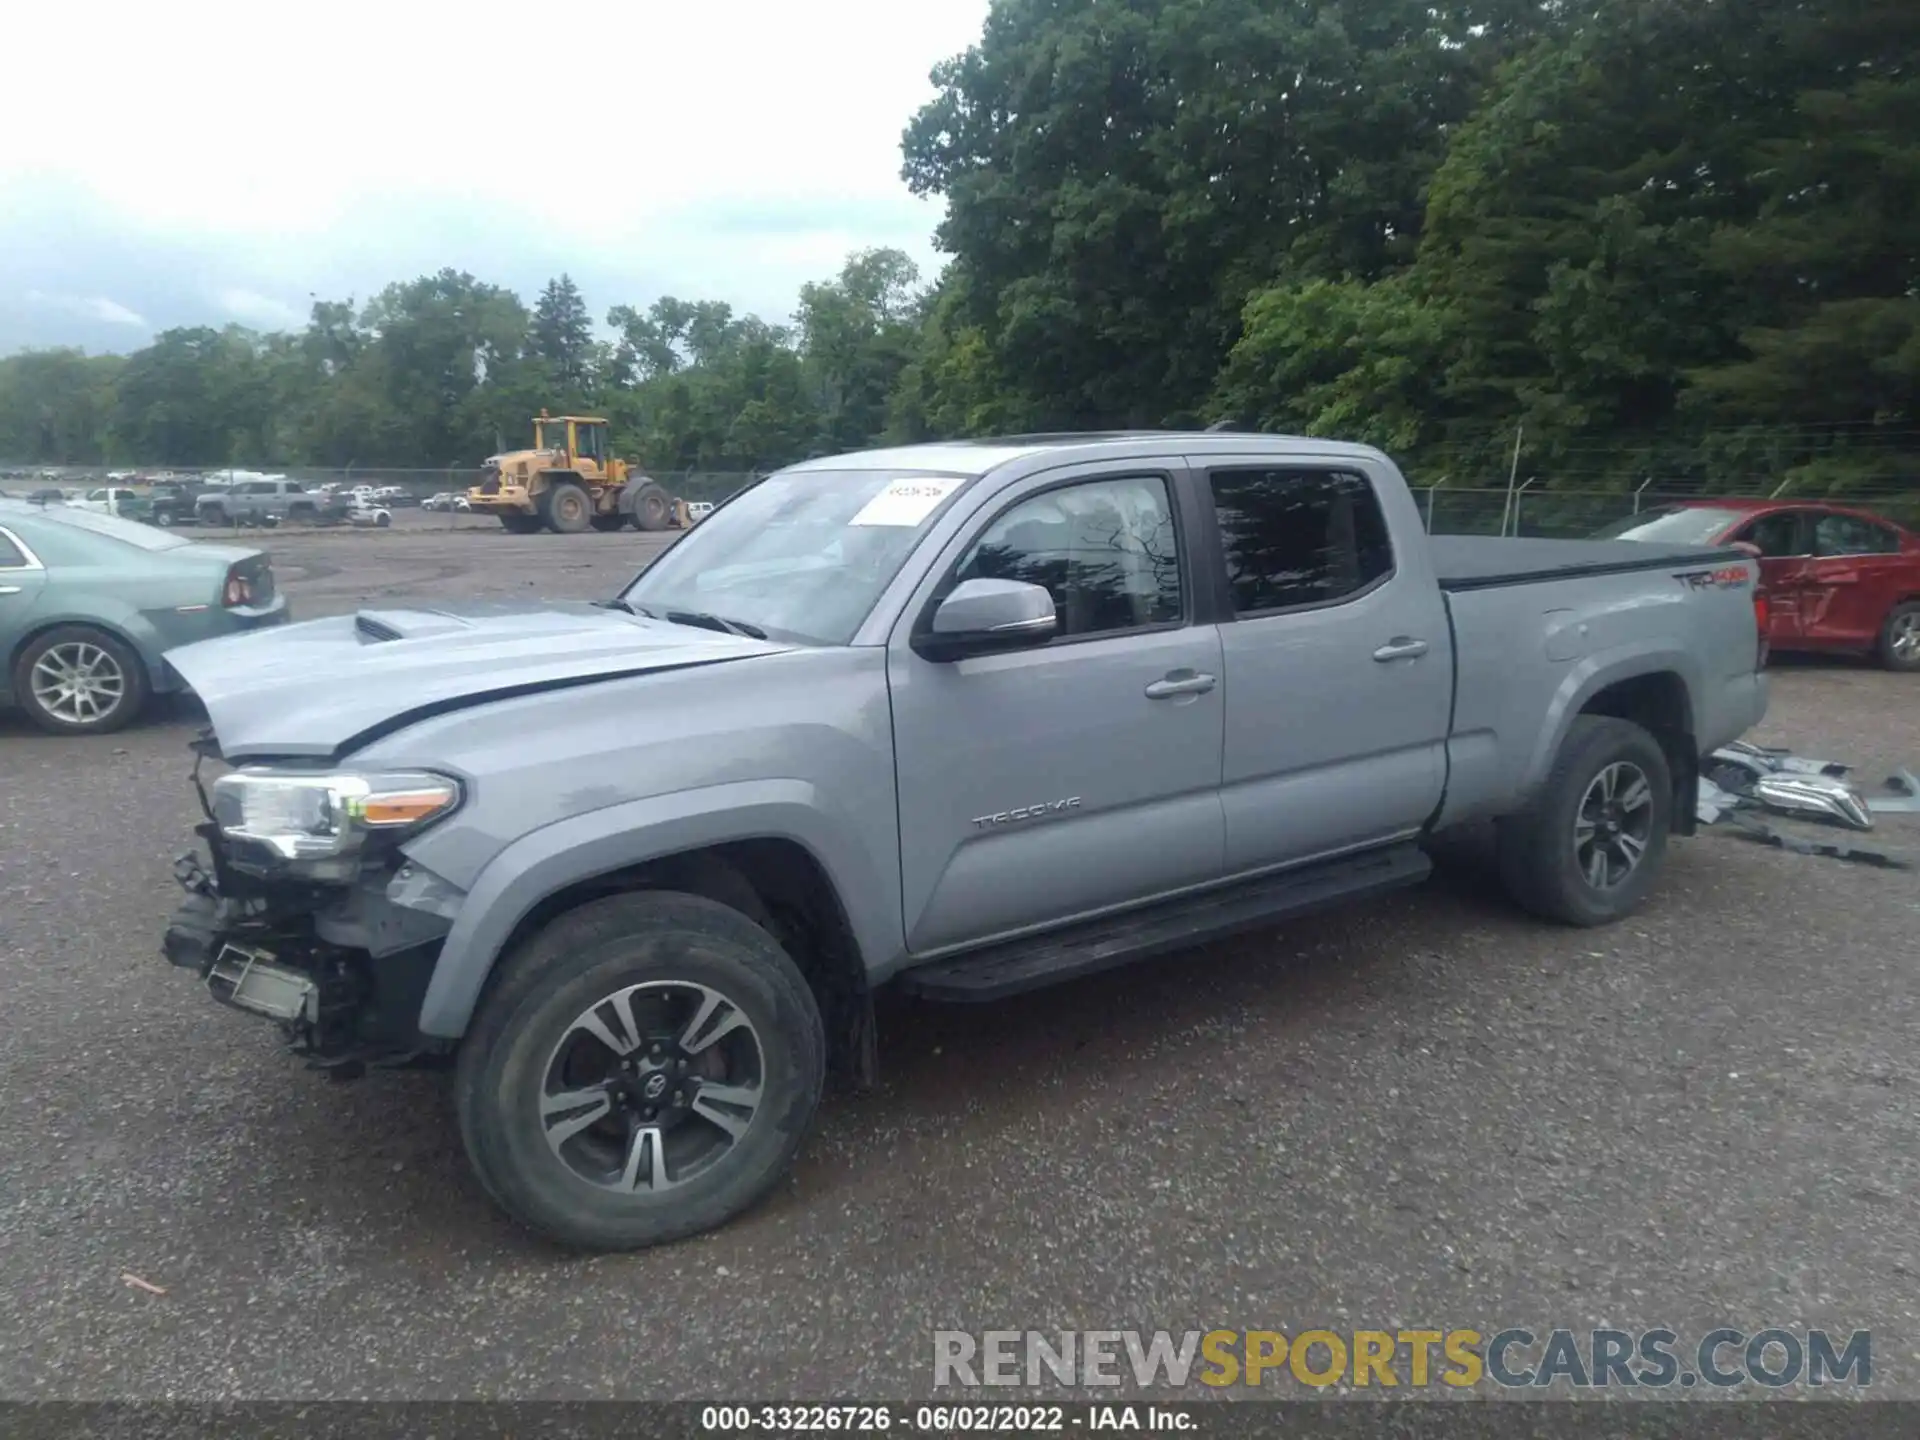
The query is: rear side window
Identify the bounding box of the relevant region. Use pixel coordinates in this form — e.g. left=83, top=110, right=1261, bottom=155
left=1208, top=469, right=1393, bottom=614
left=1812, top=513, right=1899, bottom=557
left=0, top=530, right=27, bottom=567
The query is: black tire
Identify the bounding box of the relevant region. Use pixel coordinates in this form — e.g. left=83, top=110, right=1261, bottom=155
left=11, top=624, right=150, bottom=736
left=1494, top=715, right=1672, bottom=927
left=500, top=513, right=542, bottom=534
left=540, top=481, right=592, bottom=535
left=376, top=510, right=391, bottom=528
left=590, top=514, right=626, bottom=533
left=632, top=482, right=672, bottom=532
left=200, top=505, right=227, bottom=526
left=288, top=504, right=314, bottom=524
left=455, top=891, right=826, bottom=1251
left=1877, top=600, right=1920, bottom=672
left=153, top=509, right=175, bottom=528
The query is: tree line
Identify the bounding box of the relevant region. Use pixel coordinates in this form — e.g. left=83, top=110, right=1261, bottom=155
left=3, top=0, right=1914, bottom=499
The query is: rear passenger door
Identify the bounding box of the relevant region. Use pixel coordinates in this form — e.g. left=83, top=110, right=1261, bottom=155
left=1193, top=460, right=1455, bottom=875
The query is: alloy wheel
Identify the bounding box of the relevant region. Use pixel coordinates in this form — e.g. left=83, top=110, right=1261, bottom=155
left=539, top=981, right=765, bottom=1194
left=30, top=641, right=127, bottom=727
left=1574, top=760, right=1654, bottom=890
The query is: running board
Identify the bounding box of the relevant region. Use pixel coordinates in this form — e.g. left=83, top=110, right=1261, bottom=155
left=899, top=843, right=1432, bottom=1002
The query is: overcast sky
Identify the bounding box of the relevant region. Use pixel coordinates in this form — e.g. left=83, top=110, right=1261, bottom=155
left=0, top=0, right=989, bottom=355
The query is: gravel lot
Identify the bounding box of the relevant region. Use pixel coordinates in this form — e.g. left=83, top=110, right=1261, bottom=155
left=2, top=518, right=1917, bottom=1401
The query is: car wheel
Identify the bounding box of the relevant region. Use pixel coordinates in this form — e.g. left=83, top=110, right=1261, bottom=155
left=1495, top=715, right=1672, bottom=927
left=1878, top=601, right=1920, bottom=672
left=376, top=510, right=391, bottom=528
left=153, top=510, right=174, bottom=527
left=201, top=505, right=227, bottom=526
left=13, top=625, right=150, bottom=736
left=456, top=891, right=826, bottom=1251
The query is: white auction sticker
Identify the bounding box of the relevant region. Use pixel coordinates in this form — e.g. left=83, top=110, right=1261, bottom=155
left=848, top=477, right=962, bottom=527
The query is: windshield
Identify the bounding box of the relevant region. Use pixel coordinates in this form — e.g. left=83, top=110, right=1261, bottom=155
left=1592, top=505, right=1744, bottom=546
left=536, top=420, right=568, bottom=454
left=620, top=468, right=971, bottom=644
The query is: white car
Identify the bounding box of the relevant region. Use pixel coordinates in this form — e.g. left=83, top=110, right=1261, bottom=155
left=344, top=498, right=392, bottom=528
left=686, top=501, right=715, bottom=523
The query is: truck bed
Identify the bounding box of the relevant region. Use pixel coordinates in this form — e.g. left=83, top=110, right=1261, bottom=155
left=1429, top=535, right=1745, bottom=592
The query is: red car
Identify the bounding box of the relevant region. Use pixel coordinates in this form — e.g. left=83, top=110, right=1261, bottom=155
left=1598, top=499, right=1920, bottom=671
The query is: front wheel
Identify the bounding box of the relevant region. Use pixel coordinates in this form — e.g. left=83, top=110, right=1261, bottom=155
left=1495, top=715, right=1672, bottom=927
left=541, top=481, right=593, bottom=535
left=455, top=892, right=826, bottom=1251
left=153, top=509, right=175, bottom=528
left=1878, top=601, right=1920, bottom=672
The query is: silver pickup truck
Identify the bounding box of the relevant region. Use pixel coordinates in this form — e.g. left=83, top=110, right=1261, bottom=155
left=160, top=433, right=1768, bottom=1250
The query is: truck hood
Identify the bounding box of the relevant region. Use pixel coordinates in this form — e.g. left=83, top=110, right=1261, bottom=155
left=167, top=601, right=796, bottom=760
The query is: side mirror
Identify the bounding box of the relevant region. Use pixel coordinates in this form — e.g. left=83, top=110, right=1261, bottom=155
left=914, top=578, right=1057, bottom=662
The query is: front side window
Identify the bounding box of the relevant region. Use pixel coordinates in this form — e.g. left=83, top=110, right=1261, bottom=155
left=1812, top=513, right=1899, bottom=557
left=954, top=475, right=1182, bottom=639
left=1736, top=512, right=1805, bottom=557
left=1210, top=468, right=1393, bottom=614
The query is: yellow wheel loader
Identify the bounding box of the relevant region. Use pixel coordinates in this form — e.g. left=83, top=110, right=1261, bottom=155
left=466, top=412, right=678, bottom=534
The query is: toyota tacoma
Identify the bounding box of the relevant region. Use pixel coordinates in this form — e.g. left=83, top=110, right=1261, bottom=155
left=159, top=433, right=1769, bottom=1250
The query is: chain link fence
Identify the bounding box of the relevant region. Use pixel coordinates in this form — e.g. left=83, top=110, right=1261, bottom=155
left=10, top=461, right=1916, bottom=534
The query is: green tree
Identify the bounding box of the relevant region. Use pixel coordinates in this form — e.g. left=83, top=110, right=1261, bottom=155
left=530, top=273, right=597, bottom=401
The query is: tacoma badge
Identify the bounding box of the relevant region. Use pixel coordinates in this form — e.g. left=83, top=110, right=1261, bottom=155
left=970, top=797, right=1083, bottom=830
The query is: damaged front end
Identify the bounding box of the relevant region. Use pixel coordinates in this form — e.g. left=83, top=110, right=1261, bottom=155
left=161, top=732, right=466, bottom=1076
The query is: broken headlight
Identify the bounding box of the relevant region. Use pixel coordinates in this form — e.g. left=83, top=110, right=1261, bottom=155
left=210, top=769, right=461, bottom=879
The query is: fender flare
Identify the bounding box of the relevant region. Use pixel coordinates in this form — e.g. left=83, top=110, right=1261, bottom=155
left=1519, top=642, right=1699, bottom=803
left=415, top=780, right=898, bottom=1039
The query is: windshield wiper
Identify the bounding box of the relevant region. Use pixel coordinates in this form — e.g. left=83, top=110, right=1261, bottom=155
left=597, top=597, right=765, bottom=639
left=664, top=609, right=767, bottom=639
left=595, top=596, right=655, bottom=617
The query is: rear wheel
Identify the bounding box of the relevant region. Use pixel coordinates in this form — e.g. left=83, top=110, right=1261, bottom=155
left=631, top=483, right=672, bottom=532
left=541, top=481, right=592, bottom=535
left=13, top=625, right=150, bottom=736
left=1495, top=716, right=1672, bottom=927
left=456, top=892, right=826, bottom=1251
left=1878, top=601, right=1920, bottom=672
left=500, top=513, right=543, bottom=534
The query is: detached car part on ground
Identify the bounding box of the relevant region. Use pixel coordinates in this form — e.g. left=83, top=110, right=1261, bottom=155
left=159, top=433, right=1769, bottom=1252
left=1694, top=740, right=1920, bottom=866
left=0, top=500, right=288, bottom=735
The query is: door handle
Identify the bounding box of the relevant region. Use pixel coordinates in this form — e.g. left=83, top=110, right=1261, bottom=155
left=1145, top=671, right=1217, bottom=699
left=0, top=585, right=21, bottom=596
left=1373, top=637, right=1429, bottom=662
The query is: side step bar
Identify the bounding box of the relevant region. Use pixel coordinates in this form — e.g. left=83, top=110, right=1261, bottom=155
left=899, top=842, right=1431, bottom=1002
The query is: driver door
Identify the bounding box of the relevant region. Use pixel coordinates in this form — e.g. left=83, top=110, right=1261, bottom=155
left=886, top=464, right=1227, bottom=956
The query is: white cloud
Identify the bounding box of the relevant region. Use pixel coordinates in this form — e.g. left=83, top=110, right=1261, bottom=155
left=217, top=288, right=308, bottom=330
left=0, top=0, right=988, bottom=350
left=25, top=290, right=148, bottom=327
